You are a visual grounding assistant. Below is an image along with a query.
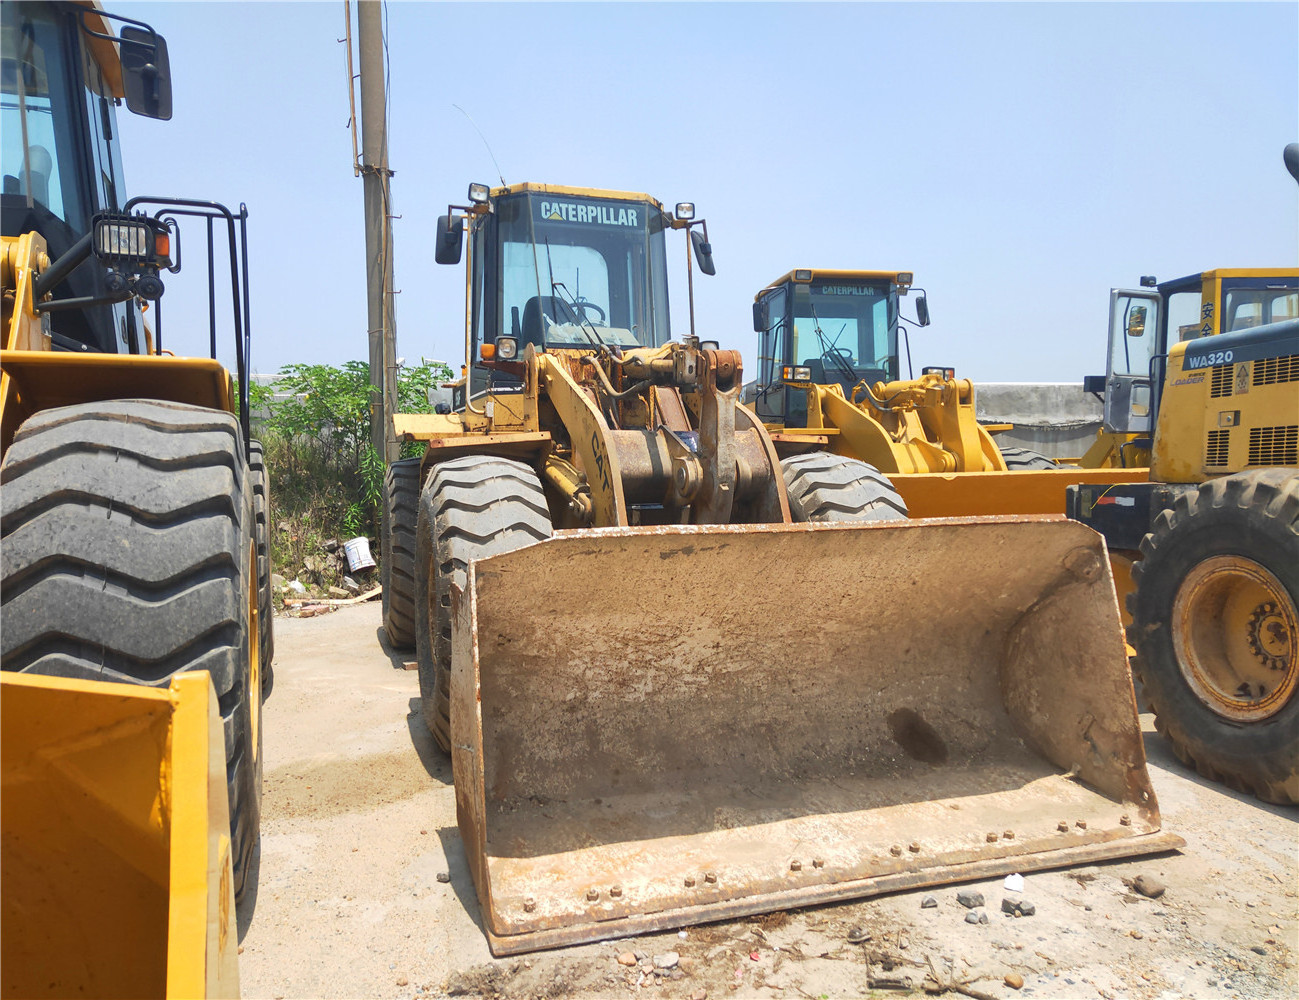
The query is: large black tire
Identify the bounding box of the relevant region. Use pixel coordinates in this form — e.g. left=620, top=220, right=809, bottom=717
left=1128, top=469, right=1299, bottom=804
left=381, top=457, right=421, bottom=650
left=414, top=456, right=552, bottom=753
left=249, top=439, right=274, bottom=699
left=997, top=446, right=1060, bottom=470
left=1, top=399, right=264, bottom=899
left=781, top=452, right=908, bottom=522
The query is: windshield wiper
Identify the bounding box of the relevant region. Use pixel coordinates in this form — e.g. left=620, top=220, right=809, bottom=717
left=809, top=300, right=857, bottom=383
left=550, top=277, right=610, bottom=353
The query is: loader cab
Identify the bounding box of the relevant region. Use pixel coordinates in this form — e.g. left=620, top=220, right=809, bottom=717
left=752, top=269, right=915, bottom=426
left=462, top=185, right=674, bottom=400
left=1, top=1, right=170, bottom=355
left=1096, top=269, right=1298, bottom=437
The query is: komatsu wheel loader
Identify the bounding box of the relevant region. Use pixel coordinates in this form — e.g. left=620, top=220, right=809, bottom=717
left=2, top=2, right=265, bottom=995
left=748, top=268, right=1142, bottom=517
left=382, top=182, right=1180, bottom=955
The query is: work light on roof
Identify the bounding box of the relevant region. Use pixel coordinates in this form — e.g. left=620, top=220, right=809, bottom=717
left=467, top=183, right=490, bottom=204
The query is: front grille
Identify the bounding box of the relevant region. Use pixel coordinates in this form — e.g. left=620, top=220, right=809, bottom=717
left=1252, top=354, right=1299, bottom=387
left=1210, top=364, right=1233, bottom=398
left=1205, top=429, right=1230, bottom=466
left=1248, top=425, right=1298, bottom=466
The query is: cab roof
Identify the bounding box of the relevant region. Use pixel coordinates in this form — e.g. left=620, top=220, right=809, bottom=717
left=756, top=269, right=912, bottom=301
left=488, top=182, right=666, bottom=211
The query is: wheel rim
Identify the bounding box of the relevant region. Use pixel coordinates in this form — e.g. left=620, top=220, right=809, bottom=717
left=1172, top=555, right=1297, bottom=721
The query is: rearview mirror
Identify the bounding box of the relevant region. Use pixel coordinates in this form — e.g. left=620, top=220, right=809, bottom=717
left=690, top=230, right=715, bottom=276
left=752, top=301, right=766, bottom=333
left=435, top=214, right=463, bottom=265
left=1127, top=304, right=1147, bottom=338
left=120, top=26, right=172, bottom=120
left=915, top=293, right=930, bottom=327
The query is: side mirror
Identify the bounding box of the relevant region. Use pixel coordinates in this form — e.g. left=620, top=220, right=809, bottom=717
left=915, top=293, right=930, bottom=327
left=1127, top=304, right=1147, bottom=338
left=119, top=27, right=172, bottom=120
left=752, top=300, right=766, bottom=333
left=435, top=214, right=463, bottom=265
left=690, top=229, right=715, bottom=276
left=1285, top=143, right=1299, bottom=185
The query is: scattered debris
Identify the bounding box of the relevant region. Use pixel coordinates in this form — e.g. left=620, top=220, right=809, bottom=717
left=617, top=952, right=636, bottom=967
left=957, top=890, right=985, bottom=909
left=435, top=872, right=450, bottom=884
left=1251, top=945, right=1268, bottom=956
left=287, top=578, right=307, bottom=595
left=1003, top=873, right=1024, bottom=892
left=1132, top=874, right=1166, bottom=898
left=285, top=585, right=382, bottom=607
left=653, top=952, right=679, bottom=970
left=1001, top=898, right=1036, bottom=917
left=847, top=926, right=871, bottom=944
left=396, top=976, right=408, bottom=987
left=921, top=895, right=939, bottom=909
left=964, top=911, right=982, bottom=925
left=1004, top=972, right=1024, bottom=989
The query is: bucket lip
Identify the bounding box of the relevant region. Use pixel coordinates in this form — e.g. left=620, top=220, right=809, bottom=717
left=549, top=513, right=1076, bottom=542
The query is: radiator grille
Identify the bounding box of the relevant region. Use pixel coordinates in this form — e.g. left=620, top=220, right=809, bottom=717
left=1210, top=364, right=1233, bottom=397
left=1252, top=354, right=1299, bottom=387
left=1248, top=425, right=1298, bottom=466
left=1205, top=429, right=1230, bottom=466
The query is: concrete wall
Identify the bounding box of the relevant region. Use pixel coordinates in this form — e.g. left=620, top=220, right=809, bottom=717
left=974, top=382, right=1102, bottom=460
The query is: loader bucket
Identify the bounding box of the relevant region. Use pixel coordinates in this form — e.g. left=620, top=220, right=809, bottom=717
left=451, top=515, right=1183, bottom=955
left=1, top=672, right=239, bottom=999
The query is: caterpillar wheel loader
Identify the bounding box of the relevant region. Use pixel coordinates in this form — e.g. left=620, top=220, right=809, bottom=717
left=748, top=268, right=1143, bottom=517
left=382, top=183, right=1180, bottom=955
left=2, top=2, right=267, bottom=994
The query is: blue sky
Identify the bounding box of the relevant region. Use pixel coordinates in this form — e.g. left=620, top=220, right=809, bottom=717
left=115, top=1, right=1298, bottom=383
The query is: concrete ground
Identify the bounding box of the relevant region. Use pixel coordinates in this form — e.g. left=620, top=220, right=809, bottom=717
left=237, top=603, right=1297, bottom=1000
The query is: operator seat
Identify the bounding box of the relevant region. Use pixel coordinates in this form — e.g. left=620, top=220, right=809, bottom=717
left=520, top=295, right=579, bottom=348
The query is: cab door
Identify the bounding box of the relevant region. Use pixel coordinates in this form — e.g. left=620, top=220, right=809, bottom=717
left=1103, top=288, right=1161, bottom=434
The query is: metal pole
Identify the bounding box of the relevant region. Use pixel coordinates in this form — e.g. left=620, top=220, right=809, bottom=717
left=357, top=0, right=398, bottom=462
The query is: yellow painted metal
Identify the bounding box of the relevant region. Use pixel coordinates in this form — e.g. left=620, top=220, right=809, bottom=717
left=1079, top=430, right=1151, bottom=469
left=1, top=671, right=239, bottom=999
left=452, top=516, right=1182, bottom=955
left=487, top=181, right=666, bottom=214
left=757, top=268, right=915, bottom=293
left=1171, top=555, right=1298, bottom=722
left=890, top=467, right=1148, bottom=519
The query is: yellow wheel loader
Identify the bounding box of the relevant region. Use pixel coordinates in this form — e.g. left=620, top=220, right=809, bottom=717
left=384, top=184, right=1180, bottom=955
left=748, top=268, right=1143, bottom=517
left=1068, top=307, right=1299, bottom=803
left=2, top=3, right=264, bottom=994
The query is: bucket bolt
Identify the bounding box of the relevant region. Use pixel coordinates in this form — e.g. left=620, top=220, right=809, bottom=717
left=524, top=897, right=536, bottom=913
left=812, top=858, right=825, bottom=869
left=890, top=844, right=903, bottom=857
left=1002, top=830, right=1015, bottom=840
left=1057, top=821, right=1069, bottom=833
left=986, top=832, right=998, bottom=843
left=908, top=842, right=922, bottom=853
left=790, top=859, right=802, bottom=872
left=1120, top=814, right=1132, bottom=826
left=1075, top=820, right=1087, bottom=830
left=586, top=889, right=600, bottom=902
left=684, top=875, right=697, bottom=888
left=610, top=885, right=623, bottom=899
left=704, top=871, right=718, bottom=885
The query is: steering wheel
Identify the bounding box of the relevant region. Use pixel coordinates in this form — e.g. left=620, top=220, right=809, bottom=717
left=569, top=299, right=607, bottom=324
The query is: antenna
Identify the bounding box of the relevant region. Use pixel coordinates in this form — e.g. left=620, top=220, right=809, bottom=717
left=453, top=104, right=505, bottom=187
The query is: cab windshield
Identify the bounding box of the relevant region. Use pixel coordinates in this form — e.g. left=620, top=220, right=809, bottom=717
left=487, top=191, right=671, bottom=351
left=790, top=281, right=898, bottom=385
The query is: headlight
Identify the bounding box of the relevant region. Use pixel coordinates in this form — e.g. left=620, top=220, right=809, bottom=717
left=468, top=182, right=490, bottom=204
left=896, top=272, right=914, bottom=286
left=496, top=336, right=519, bottom=360
left=94, top=216, right=156, bottom=262
left=793, top=269, right=813, bottom=282
left=675, top=202, right=695, bottom=221
left=782, top=366, right=812, bottom=382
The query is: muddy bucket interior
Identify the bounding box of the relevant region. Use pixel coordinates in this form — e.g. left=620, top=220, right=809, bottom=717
left=451, top=516, right=1183, bottom=954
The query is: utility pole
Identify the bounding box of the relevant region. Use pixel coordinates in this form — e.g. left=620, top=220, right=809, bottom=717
left=356, top=0, right=399, bottom=462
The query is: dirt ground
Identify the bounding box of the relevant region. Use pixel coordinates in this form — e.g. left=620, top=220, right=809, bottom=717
left=237, top=603, right=1297, bottom=1000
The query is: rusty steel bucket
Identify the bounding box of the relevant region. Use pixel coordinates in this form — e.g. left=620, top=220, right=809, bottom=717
left=450, top=515, right=1183, bottom=955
